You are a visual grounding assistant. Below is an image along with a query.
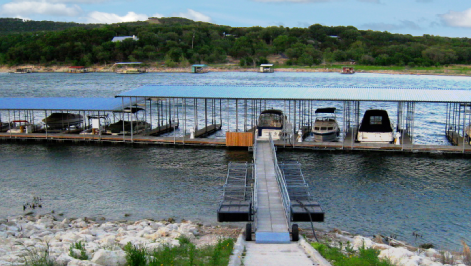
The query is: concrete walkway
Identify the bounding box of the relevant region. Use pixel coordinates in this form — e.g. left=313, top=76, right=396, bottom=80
left=243, top=242, right=317, bottom=266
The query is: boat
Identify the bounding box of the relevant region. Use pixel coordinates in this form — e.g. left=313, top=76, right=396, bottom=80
left=341, top=66, right=355, bottom=74
left=255, top=109, right=291, bottom=140
left=42, top=113, right=83, bottom=129
left=67, top=66, right=89, bottom=73
left=6, top=120, right=36, bottom=133
left=117, top=68, right=145, bottom=74
left=0, top=122, right=13, bottom=132
left=356, top=109, right=394, bottom=143
left=312, top=108, right=340, bottom=142
left=104, top=120, right=150, bottom=135
left=12, top=68, right=32, bottom=74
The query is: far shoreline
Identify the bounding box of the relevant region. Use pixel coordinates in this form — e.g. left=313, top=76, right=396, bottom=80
left=2, top=64, right=471, bottom=77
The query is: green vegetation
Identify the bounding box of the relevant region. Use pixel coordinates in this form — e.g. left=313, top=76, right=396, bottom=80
left=69, top=241, right=89, bottom=260
left=124, top=236, right=235, bottom=266
left=2, top=17, right=471, bottom=68
left=312, top=242, right=394, bottom=266
left=18, top=242, right=57, bottom=266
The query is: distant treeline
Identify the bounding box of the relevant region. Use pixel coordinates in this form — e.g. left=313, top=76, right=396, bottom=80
left=1, top=17, right=471, bottom=67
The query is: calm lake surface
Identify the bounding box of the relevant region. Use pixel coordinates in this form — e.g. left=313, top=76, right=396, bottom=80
left=1, top=72, right=471, bottom=250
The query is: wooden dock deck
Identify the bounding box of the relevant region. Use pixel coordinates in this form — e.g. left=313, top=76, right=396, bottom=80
left=254, top=141, right=290, bottom=243
left=186, top=124, right=222, bottom=138
left=1, top=128, right=471, bottom=154
left=145, top=122, right=179, bottom=136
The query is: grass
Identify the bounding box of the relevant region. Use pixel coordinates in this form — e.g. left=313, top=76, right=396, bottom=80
left=17, top=242, right=58, bottom=266
left=124, top=236, right=235, bottom=266
left=69, top=241, right=89, bottom=260
left=311, top=242, right=394, bottom=266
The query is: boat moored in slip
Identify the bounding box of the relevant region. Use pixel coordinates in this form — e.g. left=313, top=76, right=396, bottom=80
left=356, top=109, right=394, bottom=143
left=42, top=113, right=83, bottom=129
left=104, top=120, right=150, bottom=135
left=6, top=120, right=39, bottom=133
left=255, top=109, right=291, bottom=140
left=312, top=107, right=340, bottom=142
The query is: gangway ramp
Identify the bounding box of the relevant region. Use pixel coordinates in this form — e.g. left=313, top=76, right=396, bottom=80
left=254, top=140, right=291, bottom=243
left=217, top=134, right=324, bottom=244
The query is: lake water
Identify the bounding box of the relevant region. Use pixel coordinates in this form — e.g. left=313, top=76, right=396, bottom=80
left=1, top=72, right=471, bottom=250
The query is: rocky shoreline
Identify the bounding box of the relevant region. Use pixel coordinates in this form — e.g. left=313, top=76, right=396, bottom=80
left=0, top=214, right=240, bottom=266
left=1, top=213, right=470, bottom=266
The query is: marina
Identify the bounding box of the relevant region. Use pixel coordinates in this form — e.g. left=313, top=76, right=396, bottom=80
left=1, top=85, right=471, bottom=154
left=1, top=72, right=471, bottom=250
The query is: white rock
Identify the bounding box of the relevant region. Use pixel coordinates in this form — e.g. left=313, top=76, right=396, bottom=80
left=352, top=235, right=373, bottom=250
left=156, top=227, right=170, bottom=237
left=67, top=259, right=101, bottom=266
left=424, top=248, right=439, bottom=258
left=77, top=234, right=95, bottom=242
left=420, top=258, right=443, bottom=266
left=379, top=247, right=414, bottom=265
left=98, top=235, right=116, bottom=246
left=149, top=222, right=163, bottom=230
left=56, top=253, right=74, bottom=265
left=62, top=232, right=80, bottom=243
left=91, top=249, right=126, bottom=266
left=372, top=243, right=391, bottom=250
left=119, top=237, right=150, bottom=246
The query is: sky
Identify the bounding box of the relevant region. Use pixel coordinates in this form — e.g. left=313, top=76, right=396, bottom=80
left=1, top=0, right=471, bottom=38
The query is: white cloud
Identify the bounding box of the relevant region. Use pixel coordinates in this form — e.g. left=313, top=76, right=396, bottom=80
left=174, top=9, right=212, bottom=22
left=439, top=8, right=471, bottom=28
left=87, top=11, right=148, bottom=23
left=0, top=1, right=82, bottom=17
left=152, top=12, right=163, bottom=18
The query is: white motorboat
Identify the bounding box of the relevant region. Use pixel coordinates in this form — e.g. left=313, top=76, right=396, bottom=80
left=356, top=109, right=394, bottom=143
left=6, top=120, right=36, bottom=133
left=255, top=109, right=291, bottom=140
left=312, top=108, right=340, bottom=142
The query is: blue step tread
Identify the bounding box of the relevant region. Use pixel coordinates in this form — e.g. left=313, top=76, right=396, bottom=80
left=255, top=232, right=291, bottom=244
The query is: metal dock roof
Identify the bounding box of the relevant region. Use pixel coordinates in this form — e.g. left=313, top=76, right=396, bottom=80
left=116, top=85, right=471, bottom=103
left=0, top=97, right=140, bottom=111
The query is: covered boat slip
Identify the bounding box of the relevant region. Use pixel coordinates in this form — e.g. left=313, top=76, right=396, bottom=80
left=1, top=86, right=471, bottom=153
left=115, top=85, right=471, bottom=153
left=0, top=97, right=146, bottom=136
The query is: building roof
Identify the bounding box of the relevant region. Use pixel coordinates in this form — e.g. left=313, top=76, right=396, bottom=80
left=116, top=85, right=471, bottom=103
left=192, top=64, right=207, bottom=67
left=111, top=36, right=139, bottom=42
left=0, top=98, right=141, bottom=111
left=260, top=64, right=274, bottom=67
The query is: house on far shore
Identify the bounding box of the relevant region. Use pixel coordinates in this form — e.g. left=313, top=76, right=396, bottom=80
left=111, top=35, right=139, bottom=42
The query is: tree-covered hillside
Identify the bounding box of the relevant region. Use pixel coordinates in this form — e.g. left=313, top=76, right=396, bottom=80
left=1, top=17, right=471, bottom=68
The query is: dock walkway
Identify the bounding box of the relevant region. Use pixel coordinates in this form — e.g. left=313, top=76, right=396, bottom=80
left=242, top=140, right=321, bottom=265
left=254, top=141, right=290, bottom=243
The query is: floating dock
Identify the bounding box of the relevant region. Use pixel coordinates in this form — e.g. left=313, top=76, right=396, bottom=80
left=218, top=135, right=324, bottom=243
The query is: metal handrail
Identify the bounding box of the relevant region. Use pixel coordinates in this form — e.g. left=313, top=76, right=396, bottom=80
left=253, top=136, right=258, bottom=227
left=269, top=133, right=291, bottom=228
